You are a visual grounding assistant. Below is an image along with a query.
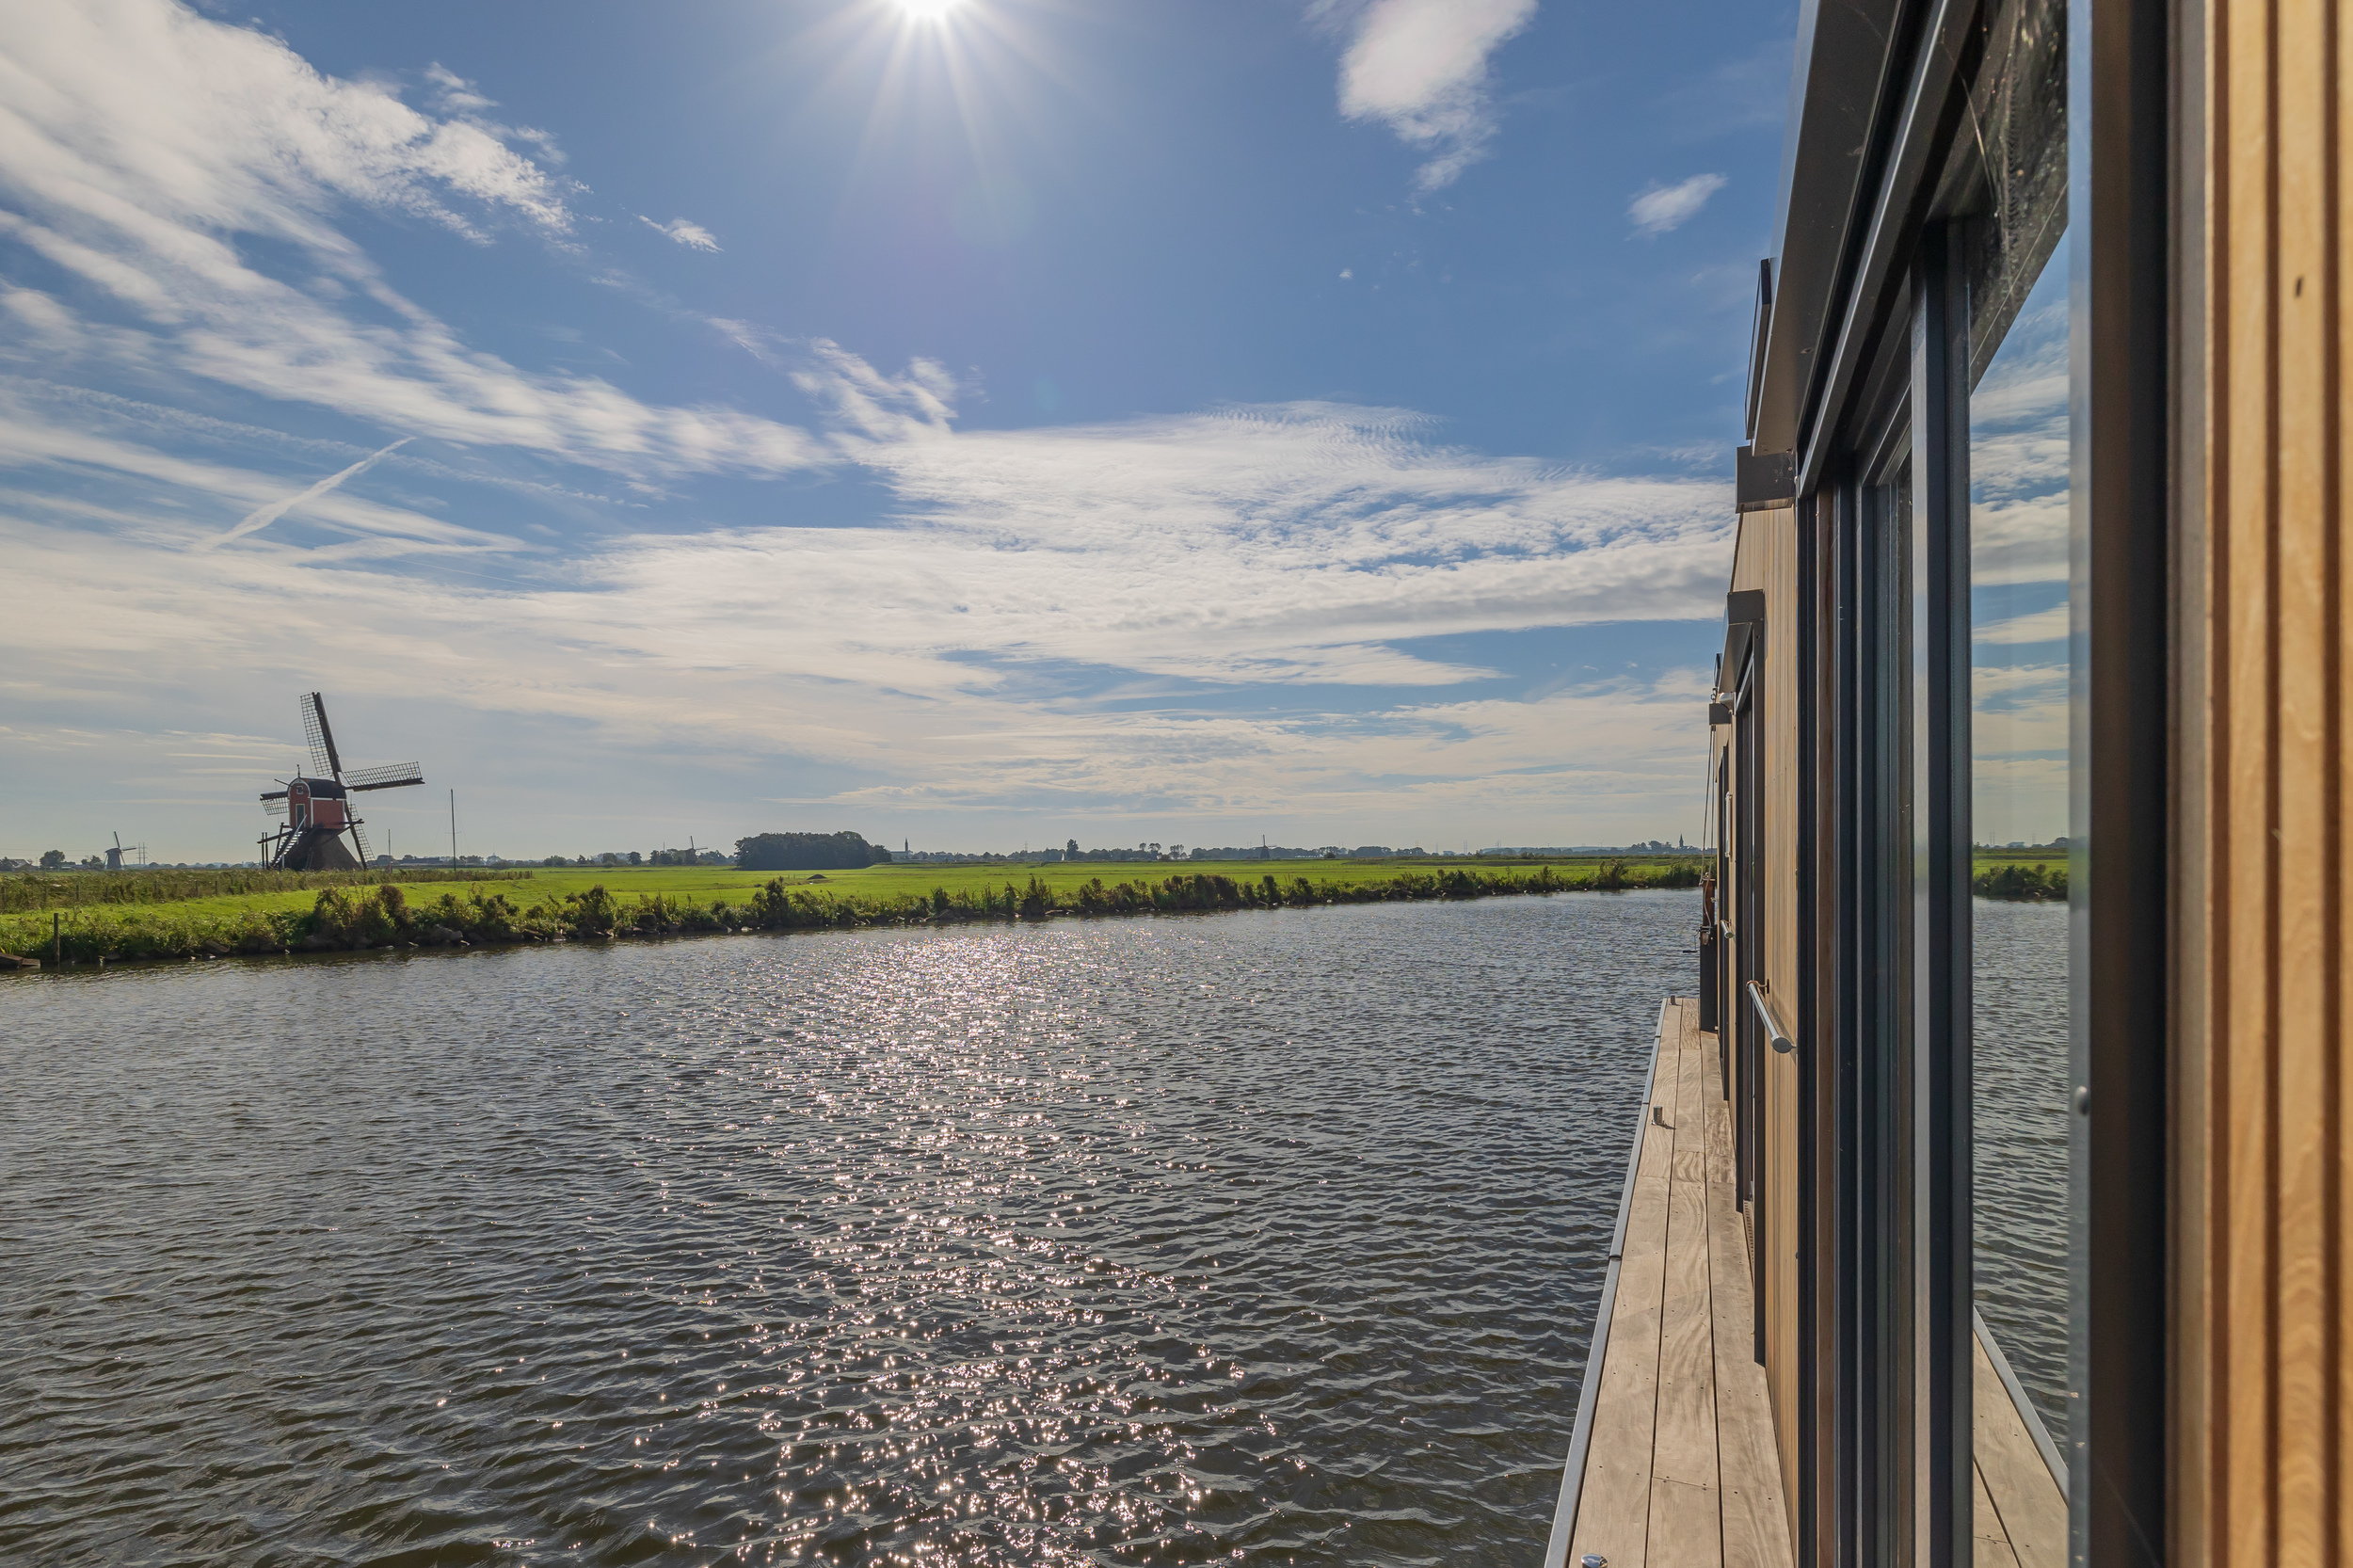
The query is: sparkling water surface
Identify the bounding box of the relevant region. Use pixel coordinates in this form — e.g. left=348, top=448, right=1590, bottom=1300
left=1, top=893, right=1696, bottom=1567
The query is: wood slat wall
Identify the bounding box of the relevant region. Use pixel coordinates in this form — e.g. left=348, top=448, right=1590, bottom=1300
left=2177, top=0, right=2353, bottom=1554
left=1728, top=504, right=1805, bottom=1528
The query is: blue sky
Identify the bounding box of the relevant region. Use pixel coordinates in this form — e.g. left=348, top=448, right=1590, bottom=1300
left=0, top=0, right=1791, bottom=861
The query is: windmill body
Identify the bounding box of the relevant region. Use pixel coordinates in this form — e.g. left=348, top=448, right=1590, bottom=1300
left=259, top=693, right=424, bottom=870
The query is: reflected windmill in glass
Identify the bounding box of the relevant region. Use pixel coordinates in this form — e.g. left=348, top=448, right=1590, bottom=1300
left=258, top=692, right=424, bottom=870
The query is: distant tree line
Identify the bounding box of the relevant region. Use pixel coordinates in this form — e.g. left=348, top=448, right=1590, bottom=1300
left=735, top=831, right=893, bottom=871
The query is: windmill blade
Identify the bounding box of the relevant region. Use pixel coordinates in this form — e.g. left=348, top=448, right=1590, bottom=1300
left=345, top=761, right=424, bottom=792
left=300, top=692, right=343, bottom=779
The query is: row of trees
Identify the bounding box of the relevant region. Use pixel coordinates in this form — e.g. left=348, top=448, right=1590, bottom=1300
left=734, top=831, right=892, bottom=871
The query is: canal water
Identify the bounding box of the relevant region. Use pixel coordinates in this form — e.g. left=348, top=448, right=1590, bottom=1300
left=1, top=892, right=1695, bottom=1567
left=1972, top=897, right=2073, bottom=1440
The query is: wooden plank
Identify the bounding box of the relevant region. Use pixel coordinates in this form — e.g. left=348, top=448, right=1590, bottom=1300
left=1567, top=1006, right=1678, bottom=1568
left=2336, top=8, right=2353, bottom=1544
left=1702, top=1021, right=1795, bottom=1568
left=1971, top=1330, right=2066, bottom=1568
left=1652, top=1009, right=1721, bottom=1501
left=2217, top=0, right=2279, bottom=1559
left=2271, top=0, right=2329, bottom=1536
left=1647, top=1475, right=1724, bottom=1568
left=2187, top=0, right=2353, bottom=1555
left=2268, top=6, right=2330, bottom=1557
left=1973, top=1464, right=2023, bottom=1568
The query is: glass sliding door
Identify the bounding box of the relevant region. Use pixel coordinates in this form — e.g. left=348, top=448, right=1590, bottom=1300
left=1965, top=236, right=2073, bottom=1562
left=1949, top=0, right=2073, bottom=1560
left=1824, top=395, right=1919, bottom=1566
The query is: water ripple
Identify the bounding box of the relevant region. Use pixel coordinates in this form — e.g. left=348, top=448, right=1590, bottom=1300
left=1, top=894, right=1695, bottom=1566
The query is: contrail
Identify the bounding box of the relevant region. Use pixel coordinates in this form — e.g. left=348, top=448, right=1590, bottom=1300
left=201, top=437, right=411, bottom=550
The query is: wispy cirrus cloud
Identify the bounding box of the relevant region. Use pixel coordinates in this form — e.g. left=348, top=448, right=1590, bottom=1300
left=1322, top=0, right=1539, bottom=191
left=1627, top=172, right=1727, bottom=236
left=0, top=388, right=1731, bottom=818
left=0, top=488, right=1721, bottom=834
left=639, top=216, right=721, bottom=252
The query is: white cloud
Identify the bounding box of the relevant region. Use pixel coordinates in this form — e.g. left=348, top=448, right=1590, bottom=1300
left=1627, top=173, right=1727, bottom=236
left=1329, top=0, right=1538, bottom=191
left=640, top=215, right=721, bottom=252
left=423, top=62, right=498, bottom=118
left=0, top=3, right=574, bottom=243
left=0, top=0, right=835, bottom=480
left=0, top=395, right=1733, bottom=840
left=1974, top=603, right=2068, bottom=646
left=1968, top=289, right=2069, bottom=586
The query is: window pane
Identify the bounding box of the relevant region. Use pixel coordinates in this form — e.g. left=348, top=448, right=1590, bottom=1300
left=1969, top=231, right=2072, bottom=1537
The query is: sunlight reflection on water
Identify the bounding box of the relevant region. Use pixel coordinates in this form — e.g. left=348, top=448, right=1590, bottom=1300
left=1, top=894, right=1695, bottom=1566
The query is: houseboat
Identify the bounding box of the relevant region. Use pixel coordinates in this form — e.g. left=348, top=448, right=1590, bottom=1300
left=1545, top=0, right=2345, bottom=1561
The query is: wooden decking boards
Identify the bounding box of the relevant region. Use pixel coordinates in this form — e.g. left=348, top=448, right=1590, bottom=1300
left=1558, top=997, right=1792, bottom=1568
left=1548, top=998, right=2066, bottom=1567
left=1971, top=1333, right=2067, bottom=1568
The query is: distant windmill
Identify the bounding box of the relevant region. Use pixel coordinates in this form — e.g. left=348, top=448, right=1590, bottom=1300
left=258, top=693, right=424, bottom=871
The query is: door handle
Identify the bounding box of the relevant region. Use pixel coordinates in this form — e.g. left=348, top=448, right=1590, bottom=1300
left=1747, top=982, right=1795, bottom=1054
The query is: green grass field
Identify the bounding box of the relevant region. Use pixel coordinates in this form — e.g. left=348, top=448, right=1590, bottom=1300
left=7, top=856, right=1699, bottom=922
left=0, top=855, right=1709, bottom=966
left=1968, top=847, right=2068, bottom=901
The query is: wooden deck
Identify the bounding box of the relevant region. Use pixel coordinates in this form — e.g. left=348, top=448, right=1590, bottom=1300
left=1970, top=1323, right=2069, bottom=1567
left=1544, top=999, right=2068, bottom=1567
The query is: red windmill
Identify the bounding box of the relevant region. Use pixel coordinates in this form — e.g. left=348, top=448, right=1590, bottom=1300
left=258, top=692, right=424, bottom=870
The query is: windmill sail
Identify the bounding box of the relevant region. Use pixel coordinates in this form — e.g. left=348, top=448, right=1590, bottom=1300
left=301, top=692, right=343, bottom=779
left=345, top=761, right=424, bottom=792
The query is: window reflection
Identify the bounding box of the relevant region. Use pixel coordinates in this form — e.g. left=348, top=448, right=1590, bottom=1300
left=1968, top=234, right=2073, bottom=1531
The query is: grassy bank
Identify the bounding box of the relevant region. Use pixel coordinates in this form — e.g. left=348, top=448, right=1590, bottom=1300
left=1969, top=849, right=2068, bottom=902
left=1, top=857, right=1703, bottom=967
left=1, top=856, right=1693, bottom=925
left=0, top=866, right=531, bottom=915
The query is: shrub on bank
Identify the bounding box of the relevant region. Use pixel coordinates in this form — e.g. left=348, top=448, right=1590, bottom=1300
left=1973, top=862, right=2067, bottom=902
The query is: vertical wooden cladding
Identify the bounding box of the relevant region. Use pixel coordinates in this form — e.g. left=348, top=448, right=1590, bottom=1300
left=1730, top=503, right=1804, bottom=1526
left=2179, top=0, right=2353, bottom=1554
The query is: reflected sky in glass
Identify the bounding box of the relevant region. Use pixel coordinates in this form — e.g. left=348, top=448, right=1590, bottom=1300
left=1969, top=235, right=2071, bottom=847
